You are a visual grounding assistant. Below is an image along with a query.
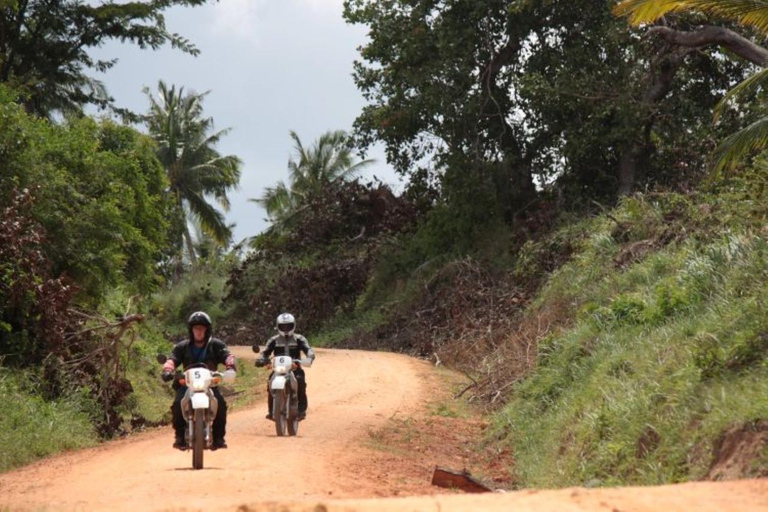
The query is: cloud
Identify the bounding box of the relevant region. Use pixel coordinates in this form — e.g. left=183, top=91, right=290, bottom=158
left=210, top=0, right=266, bottom=43
left=209, top=0, right=342, bottom=45
left=300, top=0, right=344, bottom=14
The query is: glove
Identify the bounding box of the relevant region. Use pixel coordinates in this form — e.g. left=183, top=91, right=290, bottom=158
left=161, top=371, right=174, bottom=382
left=255, top=359, right=267, bottom=368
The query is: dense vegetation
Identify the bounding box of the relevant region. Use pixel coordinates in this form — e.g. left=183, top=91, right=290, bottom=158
left=0, top=0, right=766, bottom=485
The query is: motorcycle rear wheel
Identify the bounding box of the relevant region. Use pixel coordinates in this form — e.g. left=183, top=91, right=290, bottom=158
left=192, top=409, right=205, bottom=469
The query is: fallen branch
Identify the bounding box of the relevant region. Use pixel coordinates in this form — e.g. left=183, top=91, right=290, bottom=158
left=431, top=467, right=492, bottom=493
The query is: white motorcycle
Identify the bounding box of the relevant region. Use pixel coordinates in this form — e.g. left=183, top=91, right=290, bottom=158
left=253, top=347, right=312, bottom=436
left=158, top=355, right=235, bottom=469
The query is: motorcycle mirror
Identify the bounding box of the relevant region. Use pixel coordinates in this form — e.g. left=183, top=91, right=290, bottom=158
left=156, top=353, right=167, bottom=364
left=252, top=345, right=260, bottom=354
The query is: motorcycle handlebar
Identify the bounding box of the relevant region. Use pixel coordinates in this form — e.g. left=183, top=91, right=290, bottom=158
left=257, top=356, right=313, bottom=368
left=164, top=368, right=235, bottom=387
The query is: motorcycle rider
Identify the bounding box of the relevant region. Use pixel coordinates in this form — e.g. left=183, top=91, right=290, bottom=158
left=255, top=312, right=316, bottom=421
left=162, top=311, right=236, bottom=450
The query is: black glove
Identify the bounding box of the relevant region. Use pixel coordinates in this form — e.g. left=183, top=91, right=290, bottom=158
left=162, top=371, right=174, bottom=382
left=255, top=359, right=266, bottom=368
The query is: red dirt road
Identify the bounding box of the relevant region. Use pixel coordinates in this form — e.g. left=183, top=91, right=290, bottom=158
left=0, top=347, right=765, bottom=512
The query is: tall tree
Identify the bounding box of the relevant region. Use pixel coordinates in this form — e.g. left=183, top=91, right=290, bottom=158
left=0, top=0, right=210, bottom=117
left=614, top=0, right=768, bottom=173
left=0, top=86, right=173, bottom=300
left=344, top=0, right=751, bottom=210
left=253, top=130, right=373, bottom=230
left=344, top=0, right=538, bottom=219
left=144, top=80, right=241, bottom=265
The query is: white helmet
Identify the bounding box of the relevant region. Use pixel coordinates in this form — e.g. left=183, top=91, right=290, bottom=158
left=276, top=312, right=296, bottom=336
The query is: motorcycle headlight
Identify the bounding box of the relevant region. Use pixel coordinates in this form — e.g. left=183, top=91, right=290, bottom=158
left=190, top=378, right=208, bottom=391
left=273, top=356, right=292, bottom=374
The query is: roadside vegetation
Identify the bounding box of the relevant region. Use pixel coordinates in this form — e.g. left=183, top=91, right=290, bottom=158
left=1, top=0, right=766, bottom=486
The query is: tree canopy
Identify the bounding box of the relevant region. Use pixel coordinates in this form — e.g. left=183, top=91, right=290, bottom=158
left=0, top=0, right=211, bottom=117
left=615, top=0, right=768, bottom=173
left=254, top=130, right=373, bottom=232
left=0, top=85, right=172, bottom=300
left=143, top=80, right=241, bottom=265
left=343, top=0, right=751, bottom=213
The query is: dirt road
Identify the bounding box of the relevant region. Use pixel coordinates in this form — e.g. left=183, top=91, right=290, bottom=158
left=0, top=347, right=765, bottom=512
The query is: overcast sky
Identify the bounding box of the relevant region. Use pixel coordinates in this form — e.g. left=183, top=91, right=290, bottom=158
left=92, top=0, right=399, bottom=245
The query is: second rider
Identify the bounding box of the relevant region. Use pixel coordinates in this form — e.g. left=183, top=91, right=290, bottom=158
left=254, top=312, right=316, bottom=421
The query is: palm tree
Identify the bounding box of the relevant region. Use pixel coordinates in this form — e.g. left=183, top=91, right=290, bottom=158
left=144, top=80, right=241, bottom=264
left=253, top=130, right=373, bottom=229
left=614, top=1, right=768, bottom=33
left=614, top=0, right=768, bottom=172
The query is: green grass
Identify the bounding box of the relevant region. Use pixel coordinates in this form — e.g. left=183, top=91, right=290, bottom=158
left=310, top=305, right=389, bottom=347
left=0, top=370, right=98, bottom=473
left=147, top=262, right=235, bottom=330
left=491, top=204, right=768, bottom=488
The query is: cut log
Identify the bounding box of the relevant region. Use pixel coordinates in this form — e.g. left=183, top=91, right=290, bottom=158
left=431, top=466, right=492, bottom=493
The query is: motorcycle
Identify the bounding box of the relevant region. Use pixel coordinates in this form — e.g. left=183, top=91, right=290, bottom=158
left=253, top=346, right=312, bottom=437
left=157, top=355, right=235, bottom=469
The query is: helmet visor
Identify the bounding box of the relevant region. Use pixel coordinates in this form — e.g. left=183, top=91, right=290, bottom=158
left=278, top=322, right=295, bottom=333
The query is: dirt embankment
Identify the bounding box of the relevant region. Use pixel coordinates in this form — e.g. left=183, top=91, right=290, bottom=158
left=0, top=347, right=765, bottom=512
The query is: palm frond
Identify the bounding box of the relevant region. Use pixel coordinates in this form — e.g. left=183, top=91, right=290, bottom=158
left=714, top=67, right=768, bottom=121
left=185, top=191, right=232, bottom=246
left=254, top=129, right=376, bottom=229
left=614, top=0, right=768, bottom=34
left=712, top=115, right=768, bottom=173
left=252, top=181, right=295, bottom=219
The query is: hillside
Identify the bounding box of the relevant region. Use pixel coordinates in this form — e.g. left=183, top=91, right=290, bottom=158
left=313, top=183, right=768, bottom=486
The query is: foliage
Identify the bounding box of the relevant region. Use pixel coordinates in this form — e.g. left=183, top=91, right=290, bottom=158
left=0, top=211, right=149, bottom=437
left=143, top=80, right=242, bottom=264
left=0, top=0, right=210, bottom=117
left=148, top=258, right=237, bottom=333
left=253, top=130, right=373, bottom=232
left=615, top=0, right=768, bottom=174
left=0, top=87, right=177, bottom=442
left=343, top=0, right=750, bottom=209
left=614, top=0, right=768, bottom=32
left=487, top=181, right=768, bottom=486
left=0, top=368, right=98, bottom=473
left=0, top=91, right=172, bottom=300
left=227, top=179, right=417, bottom=341
left=0, top=188, right=76, bottom=365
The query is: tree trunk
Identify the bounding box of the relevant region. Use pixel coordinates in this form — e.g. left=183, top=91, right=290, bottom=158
left=618, top=48, right=688, bottom=196
left=618, top=142, right=649, bottom=197
left=183, top=223, right=198, bottom=266
left=177, top=192, right=197, bottom=266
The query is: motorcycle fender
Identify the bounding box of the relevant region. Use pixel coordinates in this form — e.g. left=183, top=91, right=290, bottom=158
left=180, top=394, right=192, bottom=421
left=191, top=392, right=210, bottom=409
left=271, top=375, right=287, bottom=390
left=208, top=391, right=218, bottom=418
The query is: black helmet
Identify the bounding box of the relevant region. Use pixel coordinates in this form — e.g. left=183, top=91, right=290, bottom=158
left=188, top=311, right=212, bottom=343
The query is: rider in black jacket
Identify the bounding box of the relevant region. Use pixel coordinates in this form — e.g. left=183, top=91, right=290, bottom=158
left=254, top=312, right=316, bottom=421
left=162, top=311, right=236, bottom=450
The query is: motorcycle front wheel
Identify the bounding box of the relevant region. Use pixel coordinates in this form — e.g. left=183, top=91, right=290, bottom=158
left=274, top=390, right=287, bottom=436
left=287, top=395, right=299, bottom=436
left=192, top=408, right=205, bottom=469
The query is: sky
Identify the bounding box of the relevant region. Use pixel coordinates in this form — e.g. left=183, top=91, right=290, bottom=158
left=91, top=0, right=400, bottom=245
